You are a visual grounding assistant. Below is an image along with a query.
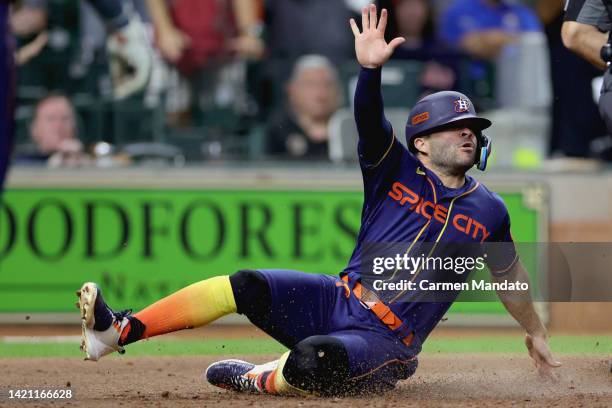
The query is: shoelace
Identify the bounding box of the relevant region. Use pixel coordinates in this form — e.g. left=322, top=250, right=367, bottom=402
left=112, top=309, right=132, bottom=321
left=229, top=375, right=257, bottom=392
left=111, top=309, right=132, bottom=354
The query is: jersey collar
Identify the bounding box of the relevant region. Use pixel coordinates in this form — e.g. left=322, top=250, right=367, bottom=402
left=416, top=165, right=478, bottom=200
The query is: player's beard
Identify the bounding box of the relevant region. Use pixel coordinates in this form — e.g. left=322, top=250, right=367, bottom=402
left=428, top=142, right=475, bottom=176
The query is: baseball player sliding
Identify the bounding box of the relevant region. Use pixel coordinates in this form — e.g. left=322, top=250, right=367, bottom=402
left=76, top=5, right=560, bottom=396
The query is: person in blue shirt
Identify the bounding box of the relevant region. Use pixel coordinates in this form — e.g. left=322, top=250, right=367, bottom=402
left=440, top=0, right=542, bottom=61
left=390, top=0, right=461, bottom=95
left=74, top=4, right=560, bottom=398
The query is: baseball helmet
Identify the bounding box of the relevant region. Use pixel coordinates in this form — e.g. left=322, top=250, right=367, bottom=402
left=405, top=91, right=493, bottom=171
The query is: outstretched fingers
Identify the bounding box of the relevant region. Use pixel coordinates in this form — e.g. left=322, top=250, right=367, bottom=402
left=350, top=18, right=360, bottom=37
left=362, top=6, right=369, bottom=32
left=369, top=4, right=378, bottom=30
left=377, top=8, right=388, bottom=33
left=388, top=37, right=406, bottom=51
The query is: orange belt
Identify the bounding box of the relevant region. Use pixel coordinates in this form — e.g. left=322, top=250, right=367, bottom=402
left=340, top=275, right=414, bottom=347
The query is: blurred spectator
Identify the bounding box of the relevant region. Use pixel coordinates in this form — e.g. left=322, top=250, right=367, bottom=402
left=439, top=0, right=542, bottom=61
left=15, top=93, right=89, bottom=167
left=262, top=0, right=364, bottom=97
left=12, top=0, right=152, bottom=100
left=267, top=55, right=342, bottom=160
left=265, top=0, right=360, bottom=66
left=10, top=0, right=48, bottom=66
left=538, top=0, right=607, bottom=163
left=145, top=0, right=264, bottom=127
left=390, top=0, right=459, bottom=95
left=10, top=0, right=46, bottom=38
left=147, top=0, right=264, bottom=74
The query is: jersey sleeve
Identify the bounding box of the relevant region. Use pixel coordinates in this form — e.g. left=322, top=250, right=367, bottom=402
left=483, top=203, right=518, bottom=277
left=354, top=67, right=419, bottom=204
left=360, top=139, right=408, bottom=204
left=354, top=67, right=395, bottom=168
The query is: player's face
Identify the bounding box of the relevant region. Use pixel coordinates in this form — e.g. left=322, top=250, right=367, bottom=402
left=426, top=124, right=478, bottom=173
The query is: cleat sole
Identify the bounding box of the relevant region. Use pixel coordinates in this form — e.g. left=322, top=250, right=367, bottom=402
left=75, top=282, right=124, bottom=362
left=76, top=282, right=98, bottom=361
left=77, top=282, right=98, bottom=329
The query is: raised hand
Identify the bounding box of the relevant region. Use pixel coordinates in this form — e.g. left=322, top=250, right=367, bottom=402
left=350, top=4, right=405, bottom=69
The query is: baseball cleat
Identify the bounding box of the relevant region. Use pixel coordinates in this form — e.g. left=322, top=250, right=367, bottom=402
left=76, top=282, right=131, bottom=361
left=205, top=359, right=278, bottom=393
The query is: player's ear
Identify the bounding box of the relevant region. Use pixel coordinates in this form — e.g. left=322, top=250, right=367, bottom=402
left=413, top=136, right=429, bottom=155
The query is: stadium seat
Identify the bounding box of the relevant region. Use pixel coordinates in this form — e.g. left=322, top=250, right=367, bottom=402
left=328, top=107, right=410, bottom=163
left=339, top=60, right=423, bottom=109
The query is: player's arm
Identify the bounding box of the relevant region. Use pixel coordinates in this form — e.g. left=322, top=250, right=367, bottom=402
left=493, top=261, right=561, bottom=377
left=350, top=4, right=405, bottom=166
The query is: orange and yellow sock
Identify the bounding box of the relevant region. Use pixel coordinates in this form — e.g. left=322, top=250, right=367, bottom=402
left=120, top=276, right=236, bottom=345
left=256, top=352, right=310, bottom=396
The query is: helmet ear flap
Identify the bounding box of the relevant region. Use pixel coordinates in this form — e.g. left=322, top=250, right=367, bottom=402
left=476, top=133, right=491, bottom=171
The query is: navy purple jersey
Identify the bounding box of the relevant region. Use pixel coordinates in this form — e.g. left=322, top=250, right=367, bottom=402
left=0, top=3, right=16, bottom=193
left=342, top=67, right=517, bottom=348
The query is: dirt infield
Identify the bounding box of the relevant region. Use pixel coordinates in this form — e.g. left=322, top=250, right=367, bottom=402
left=3, top=354, right=611, bottom=408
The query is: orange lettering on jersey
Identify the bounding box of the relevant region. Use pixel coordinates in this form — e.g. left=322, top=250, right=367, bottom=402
left=470, top=220, right=483, bottom=239
left=465, top=218, right=474, bottom=236
left=422, top=201, right=435, bottom=220
left=414, top=198, right=424, bottom=216
left=388, top=182, right=404, bottom=201
left=471, top=221, right=491, bottom=242
left=387, top=181, right=491, bottom=241
left=388, top=182, right=419, bottom=206
left=453, top=214, right=469, bottom=233
left=400, top=189, right=419, bottom=206
left=434, top=204, right=448, bottom=223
